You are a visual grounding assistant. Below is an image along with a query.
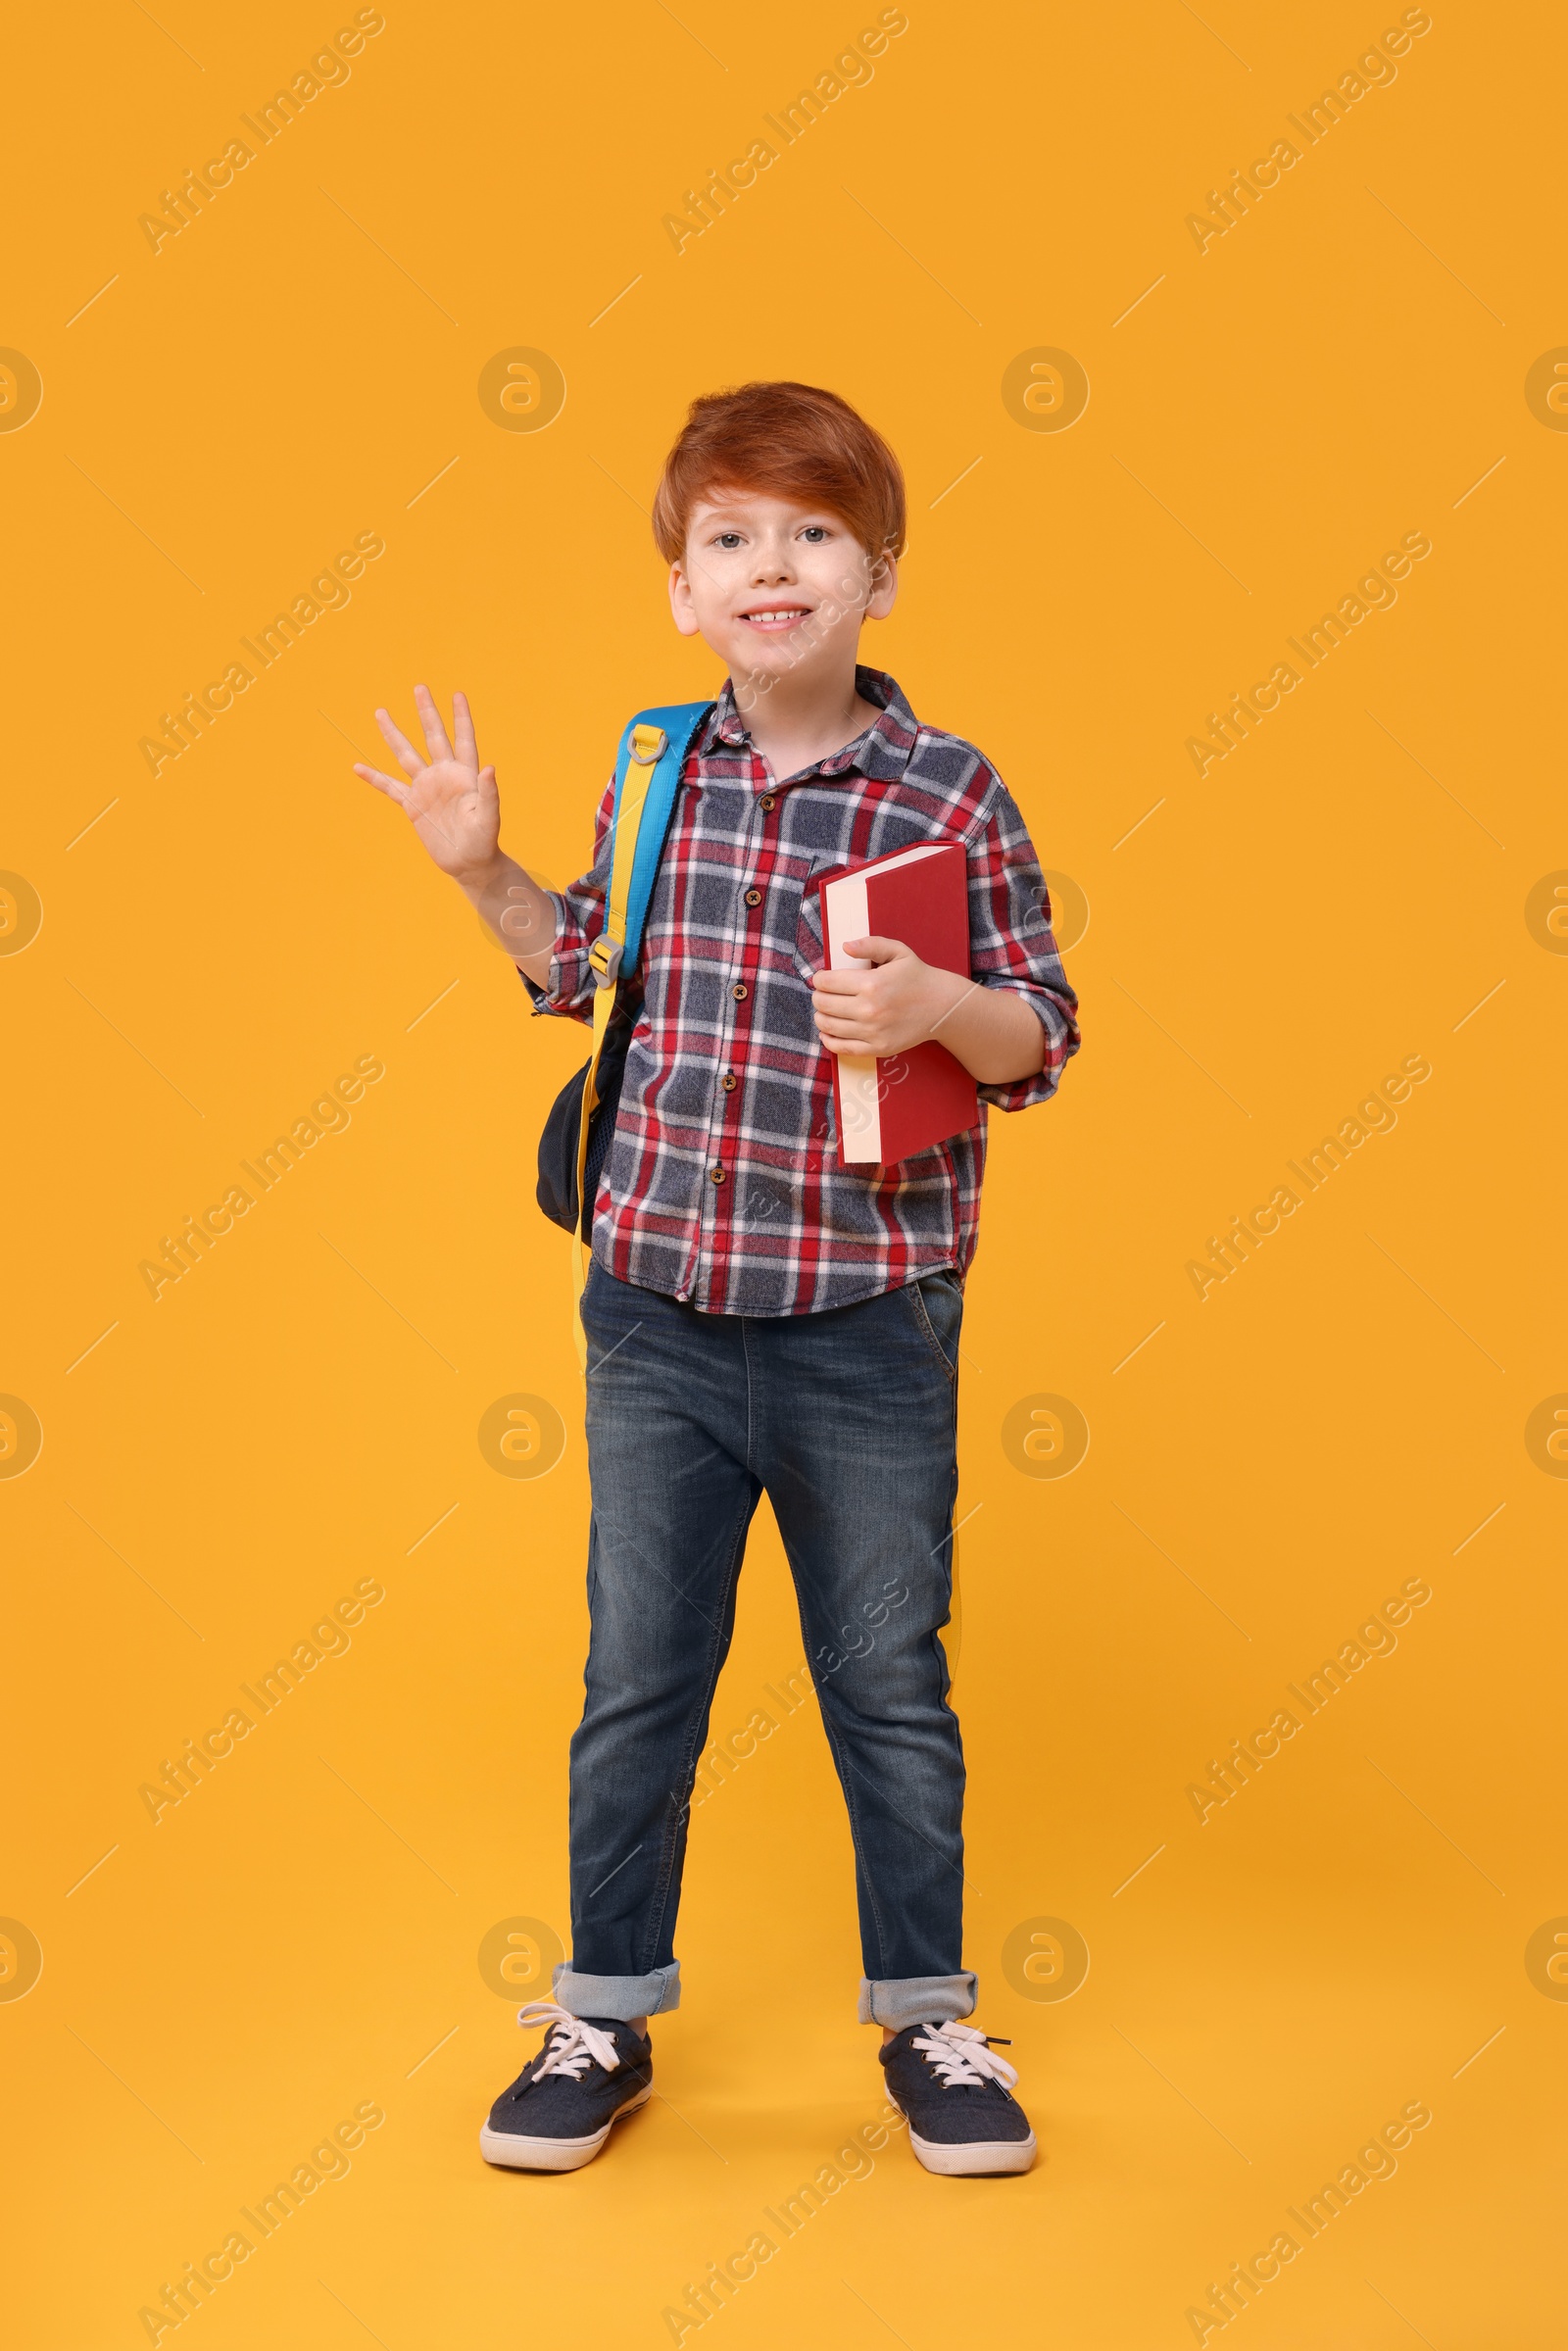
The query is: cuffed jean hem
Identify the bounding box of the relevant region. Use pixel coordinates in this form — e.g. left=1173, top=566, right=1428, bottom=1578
left=553, top=1959, right=681, bottom=2021
left=858, top=1972, right=977, bottom=2029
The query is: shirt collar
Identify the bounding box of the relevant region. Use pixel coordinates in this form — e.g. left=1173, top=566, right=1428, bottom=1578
left=703, top=666, right=918, bottom=782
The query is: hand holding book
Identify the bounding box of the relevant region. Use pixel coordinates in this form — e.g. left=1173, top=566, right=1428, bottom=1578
left=808, top=934, right=977, bottom=1059
left=808, top=843, right=1046, bottom=1164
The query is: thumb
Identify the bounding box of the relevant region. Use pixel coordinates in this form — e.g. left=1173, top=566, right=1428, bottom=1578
left=841, top=935, right=908, bottom=965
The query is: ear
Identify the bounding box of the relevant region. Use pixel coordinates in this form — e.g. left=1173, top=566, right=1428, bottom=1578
left=865, top=550, right=899, bottom=622
left=667, top=562, right=703, bottom=638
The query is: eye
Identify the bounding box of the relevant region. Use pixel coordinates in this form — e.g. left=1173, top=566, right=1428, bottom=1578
left=714, top=531, right=742, bottom=550
left=801, top=525, right=828, bottom=542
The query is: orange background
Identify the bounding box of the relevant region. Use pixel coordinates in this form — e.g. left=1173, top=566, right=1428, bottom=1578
left=3, top=1, right=1564, bottom=2344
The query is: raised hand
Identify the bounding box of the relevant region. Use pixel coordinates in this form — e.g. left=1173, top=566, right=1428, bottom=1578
left=356, top=685, right=501, bottom=883
left=356, top=684, right=559, bottom=982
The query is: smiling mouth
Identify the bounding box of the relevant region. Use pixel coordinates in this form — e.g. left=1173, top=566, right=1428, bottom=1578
left=738, top=606, right=812, bottom=631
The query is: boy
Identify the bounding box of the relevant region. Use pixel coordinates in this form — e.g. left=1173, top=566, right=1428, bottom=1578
left=359, top=380, right=1080, bottom=2176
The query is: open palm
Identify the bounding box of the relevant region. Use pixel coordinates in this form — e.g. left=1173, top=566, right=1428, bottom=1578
left=357, top=684, right=500, bottom=881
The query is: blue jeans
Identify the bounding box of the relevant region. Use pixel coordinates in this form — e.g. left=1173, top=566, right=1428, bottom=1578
left=553, top=1258, right=977, bottom=2032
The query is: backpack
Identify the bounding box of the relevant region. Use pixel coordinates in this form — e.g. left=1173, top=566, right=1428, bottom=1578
left=534, top=704, right=712, bottom=1356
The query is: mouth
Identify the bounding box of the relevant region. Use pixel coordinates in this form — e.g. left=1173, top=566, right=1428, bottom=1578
left=737, top=604, right=812, bottom=633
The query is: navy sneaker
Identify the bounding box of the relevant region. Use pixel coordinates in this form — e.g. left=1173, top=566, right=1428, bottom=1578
left=479, top=2001, right=653, bottom=2171
left=880, top=2021, right=1037, bottom=2175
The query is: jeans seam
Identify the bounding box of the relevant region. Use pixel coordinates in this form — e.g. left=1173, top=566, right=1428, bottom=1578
left=773, top=1520, right=895, bottom=1981
left=812, top=1692, right=893, bottom=1982
left=935, top=1445, right=961, bottom=1710
left=639, top=1492, right=752, bottom=1975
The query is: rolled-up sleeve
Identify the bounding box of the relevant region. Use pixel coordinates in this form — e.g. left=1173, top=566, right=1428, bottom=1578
left=965, top=775, right=1081, bottom=1111
left=520, top=778, right=614, bottom=1025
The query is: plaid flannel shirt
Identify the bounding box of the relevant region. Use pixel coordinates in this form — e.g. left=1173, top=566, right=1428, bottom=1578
left=528, top=667, right=1079, bottom=1315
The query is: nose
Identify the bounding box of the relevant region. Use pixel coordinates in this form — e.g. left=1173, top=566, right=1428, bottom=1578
left=751, top=533, right=796, bottom=584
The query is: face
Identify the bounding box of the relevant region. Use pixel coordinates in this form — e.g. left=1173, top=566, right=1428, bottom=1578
left=669, top=490, right=898, bottom=693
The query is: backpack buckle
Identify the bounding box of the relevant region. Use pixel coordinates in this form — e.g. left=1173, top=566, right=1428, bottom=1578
left=589, top=935, right=623, bottom=989
left=628, top=723, right=667, bottom=765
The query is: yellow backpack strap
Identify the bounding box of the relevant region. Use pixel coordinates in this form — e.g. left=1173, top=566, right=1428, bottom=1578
left=569, top=720, right=667, bottom=1368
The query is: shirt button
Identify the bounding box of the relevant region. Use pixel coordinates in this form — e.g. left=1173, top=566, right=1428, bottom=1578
left=720, top=1072, right=738, bottom=1092
left=709, top=1165, right=726, bottom=1184
left=731, top=981, right=748, bottom=1000
left=760, top=794, right=776, bottom=811
left=744, top=888, right=761, bottom=906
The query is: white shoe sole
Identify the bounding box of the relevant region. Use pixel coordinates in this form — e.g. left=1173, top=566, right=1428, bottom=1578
left=906, top=2123, right=1037, bottom=2176
left=479, top=2082, right=652, bottom=2171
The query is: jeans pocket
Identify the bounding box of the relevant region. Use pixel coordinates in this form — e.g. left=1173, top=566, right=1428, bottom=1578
left=581, top=1258, right=642, bottom=1383
left=905, top=1269, right=963, bottom=1379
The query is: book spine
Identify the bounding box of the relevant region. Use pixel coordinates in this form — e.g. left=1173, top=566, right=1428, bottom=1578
left=824, top=870, right=881, bottom=1162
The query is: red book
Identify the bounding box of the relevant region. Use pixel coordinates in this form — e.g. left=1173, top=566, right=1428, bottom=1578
left=811, top=843, right=978, bottom=1164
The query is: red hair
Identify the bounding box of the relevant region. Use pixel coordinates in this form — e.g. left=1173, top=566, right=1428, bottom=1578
left=652, top=380, right=906, bottom=568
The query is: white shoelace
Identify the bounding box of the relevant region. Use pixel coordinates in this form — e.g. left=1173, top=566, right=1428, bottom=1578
left=910, top=2022, right=1019, bottom=2091
left=515, top=2000, right=623, bottom=2082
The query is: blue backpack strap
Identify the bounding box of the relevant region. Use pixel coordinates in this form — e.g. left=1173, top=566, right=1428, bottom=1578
left=609, top=701, right=713, bottom=978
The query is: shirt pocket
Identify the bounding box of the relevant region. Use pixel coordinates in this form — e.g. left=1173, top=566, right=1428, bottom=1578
left=791, top=857, right=839, bottom=986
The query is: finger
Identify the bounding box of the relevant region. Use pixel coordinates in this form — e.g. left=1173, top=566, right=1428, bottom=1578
left=812, top=1008, right=876, bottom=1042
left=374, top=706, right=426, bottom=780
left=810, top=966, right=869, bottom=996
left=414, top=680, right=455, bottom=764
left=453, top=690, right=478, bottom=770
left=356, top=761, right=412, bottom=808
left=841, top=935, right=908, bottom=964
